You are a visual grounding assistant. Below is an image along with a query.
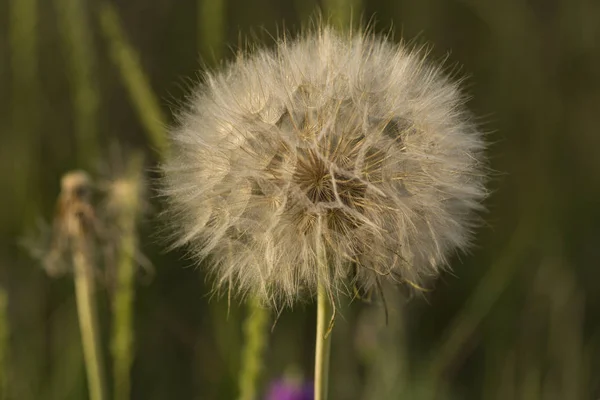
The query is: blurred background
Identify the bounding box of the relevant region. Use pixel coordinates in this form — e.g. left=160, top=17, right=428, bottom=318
left=1, top=0, right=600, bottom=399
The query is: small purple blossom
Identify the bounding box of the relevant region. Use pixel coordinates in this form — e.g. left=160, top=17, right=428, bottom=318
left=266, top=379, right=313, bottom=400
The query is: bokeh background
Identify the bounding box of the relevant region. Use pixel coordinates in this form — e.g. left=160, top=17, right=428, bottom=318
left=1, top=0, right=600, bottom=399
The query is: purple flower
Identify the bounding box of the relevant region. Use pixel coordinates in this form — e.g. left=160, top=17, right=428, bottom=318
left=266, top=379, right=313, bottom=400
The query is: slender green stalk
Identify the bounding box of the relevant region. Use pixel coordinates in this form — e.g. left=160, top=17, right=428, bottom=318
left=314, top=283, right=332, bottom=400
left=0, top=289, right=8, bottom=400
left=54, top=0, right=100, bottom=167
left=238, top=297, right=269, bottom=400
left=198, top=0, right=226, bottom=64
left=111, top=153, right=144, bottom=400
left=427, top=221, right=534, bottom=382
left=360, top=288, right=408, bottom=399
left=9, top=0, right=37, bottom=100
left=293, top=0, right=318, bottom=23
left=322, top=0, right=361, bottom=30
left=73, top=243, right=107, bottom=400
left=9, top=0, right=40, bottom=217
left=314, top=218, right=332, bottom=400
left=98, top=2, right=168, bottom=157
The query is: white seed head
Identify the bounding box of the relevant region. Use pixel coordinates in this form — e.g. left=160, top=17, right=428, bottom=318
left=161, top=27, right=487, bottom=307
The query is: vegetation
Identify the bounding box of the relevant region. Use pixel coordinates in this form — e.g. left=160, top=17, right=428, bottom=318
left=1, top=0, right=599, bottom=398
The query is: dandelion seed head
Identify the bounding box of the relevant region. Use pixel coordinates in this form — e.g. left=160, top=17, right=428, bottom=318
left=162, top=27, right=488, bottom=307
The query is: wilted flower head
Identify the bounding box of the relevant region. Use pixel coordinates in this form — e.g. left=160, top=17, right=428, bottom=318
left=162, top=26, right=487, bottom=306
left=24, top=158, right=149, bottom=282
left=44, top=171, right=97, bottom=276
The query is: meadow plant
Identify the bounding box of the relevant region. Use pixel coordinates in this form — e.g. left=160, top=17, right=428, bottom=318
left=52, top=171, right=108, bottom=400
left=238, top=296, right=269, bottom=400
left=24, top=157, right=148, bottom=400
left=162, top=26, right=486, bottom=306
left=104, top=153, right=146, bottom=400
left=54, top=0, right=100, bottom=167
left=161, top=26, right=487, bottom=399
left=98, top=2, right=168, bottom=157
left=0, top=289, right=8, bottom=399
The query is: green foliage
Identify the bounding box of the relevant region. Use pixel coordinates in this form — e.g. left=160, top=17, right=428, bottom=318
left=1, top=0, right=599, bottom=399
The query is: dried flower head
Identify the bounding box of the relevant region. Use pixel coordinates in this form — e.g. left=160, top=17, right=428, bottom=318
left=161, top=27, right=487, bottom=306
left=44, top=171, right=98, bottom=276
left=21, top=171, right=99, bottom=277
left=23, top=159, right=150, bottom=283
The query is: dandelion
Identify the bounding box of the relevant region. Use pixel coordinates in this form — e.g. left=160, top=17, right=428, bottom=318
left=162, top=24, right=487, bottom=400
left=161, top=26, right=487, bottom=307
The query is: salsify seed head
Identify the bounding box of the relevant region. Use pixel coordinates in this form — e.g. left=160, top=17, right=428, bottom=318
left=161, top=26, right=488, bottom=307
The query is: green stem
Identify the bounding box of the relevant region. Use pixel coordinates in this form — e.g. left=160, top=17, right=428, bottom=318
left=0, top=289, right=8, bottom=400
left=314, top=216, right=333, bottom=400
left=112, top=153, right=144, bottom=400
left=73, top=247, right=107, bottom=400
left=427, top=221, right=535, bottom=385
left=238, top=297, right=269, bottom=400
left=198, top=0, right=226, bottom=64
left=98, top=2, right=168, bottom=158
left=112, top=232, right=135, bottom=400
left=322, top=0, right=362, bottom=30
left=9, top=0, right=40, bottom=219
left=54, top=0, right=100, bottom=167
left=314, top=283, right=332, bottom=400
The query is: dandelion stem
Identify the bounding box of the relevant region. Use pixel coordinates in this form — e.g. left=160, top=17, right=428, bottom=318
left=238, top=296, right=268, bottom=400
left=314, top=283, right=332, bottom=400
left=73, top=245, right=107, bottom=400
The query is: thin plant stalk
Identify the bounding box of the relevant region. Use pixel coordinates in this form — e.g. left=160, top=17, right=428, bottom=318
left=9, top=0, right=38, bottom=108
left=111, top=153, right=144, bottom=400
left=73, top=242, right=107, bottom=400
left=98, top=2, right=168, bottom=157
left=9, top=0, right=40, bottom=218
left=0, top=289, right=8, bottom=400
left=292, top=0, right=318, bottom=23
left=54, top=0, right=100, bottom=167
left=238, top=297, right=269, bottom=400
left=427, top=220, right=534, bottom=384
left=60, top=172, right=108, bottom=400
left=322, top=0, right=361, bottom=30
left=314, top=283, right=332, bottom=400
left=198, top=0, right=226, bottom=64
left=314, top=219, right=332, bottom=400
